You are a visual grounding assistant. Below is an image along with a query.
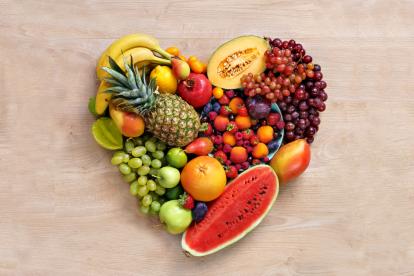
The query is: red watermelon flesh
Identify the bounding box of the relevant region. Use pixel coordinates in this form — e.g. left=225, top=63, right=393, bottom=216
left=182, top=165, right=279, bottom=256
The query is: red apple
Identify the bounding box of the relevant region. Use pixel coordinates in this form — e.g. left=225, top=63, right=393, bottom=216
left=178, top=73, right=212, bottom=108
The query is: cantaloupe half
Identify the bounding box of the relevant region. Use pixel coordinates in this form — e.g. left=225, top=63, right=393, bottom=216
left=207, top=36, right=270, bottom=89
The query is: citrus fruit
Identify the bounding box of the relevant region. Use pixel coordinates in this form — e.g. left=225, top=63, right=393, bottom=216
left=180, top=156, right=226, bottom=201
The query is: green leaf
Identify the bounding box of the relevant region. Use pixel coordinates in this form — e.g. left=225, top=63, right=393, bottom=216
left=91, top=117, right=123, bottom=150
left=88, top=97, right=97, bottom=116
left=108, top=56, right=124, bottom=74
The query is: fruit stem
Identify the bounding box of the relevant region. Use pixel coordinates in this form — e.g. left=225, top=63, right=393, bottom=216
left=183, top=79, right=194, bottom=89
left=154, top=48, right=173, bottom=60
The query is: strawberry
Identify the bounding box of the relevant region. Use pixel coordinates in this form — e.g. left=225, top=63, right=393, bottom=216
left=219, top=106, right=232, bottom=117
left=242, top=129, right=252, bottom=140
left=252, top=158, right=261, bottom=165
left=214, top=150, right=228, bottom=164
left=226, top=166, right=238, bottom=179
left=226, top=121, right=238, bottom=133
left=200, top=122, right=213, bottom=136
left=237, top=106, right=248, bottom=116
left=179, top=193, right=195, bottom=210
left=208, top=111, right=218, bottom=121
left=225, top=159, right=232, bottom=166
left=249, top=134, right=259, bottom=146
left=218, top=94, right=230, bottom=105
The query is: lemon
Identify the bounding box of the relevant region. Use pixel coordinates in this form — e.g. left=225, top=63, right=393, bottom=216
left=91, top=118, right=123, bottom=150
left=150, top=65, right=177, bottom=94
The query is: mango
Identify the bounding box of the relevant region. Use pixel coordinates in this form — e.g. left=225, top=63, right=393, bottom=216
left=270, top=139, right=311, bottom=184
left=109, top=104, right=145, bottom=138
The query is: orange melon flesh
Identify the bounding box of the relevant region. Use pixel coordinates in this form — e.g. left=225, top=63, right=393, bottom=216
left=182, top=165, right=279, bottom=256
left=207, top=35, right=270, bottom=89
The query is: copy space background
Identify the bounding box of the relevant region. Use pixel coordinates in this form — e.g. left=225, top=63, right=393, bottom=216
left=1, top=0, right=414, bottom=275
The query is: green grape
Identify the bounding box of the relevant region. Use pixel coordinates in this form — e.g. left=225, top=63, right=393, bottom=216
left=148, top=137, right=158, bottom=143
left=122, top=153, right=130, bottom=163
left=152, top=150, right=164, bottom=160
left=113, top=151, right=125, bottom=158
left=145, top=140, right=157, bottom=153
left=150, top=201, right=161, bottom=212
left=124, top=140, right=135, bottom=153
left=123, top=172, right=136, bottom=183
left=137, top=165, right=150, bottom=176
left=158, top=197, right=166, bottom=205
left=111, top=155, right=124, bottom=165
left=130, top=181, right=139, bottom=196
left=149, top=168, right=159, bottom=176
left=151, top=159, right=162, bottom=169
left=142, top=194, right=152, bottom=207
left=137, top=185, right=149, bottom=197
left=128, top=158, right=142, bottom=169
left=141, top=154, right=151, bottom=166
left=141, top=134, right=151, bottom=142
left=131, top=146, right=147, bottom=157
left=119, top=163, right=131, bottom=175
left=140, top=205, right=150, bottom=214
left=150, top=192, right=160, bottom=202
left=147, top=180, right=157, bottom=191
left=156, top=141, right=167, bottom=151
left=137, top=175, right=148, bottom=186
left=155, top=185, right=166, bottom=196
left=132, top=137, right=144, bottom=146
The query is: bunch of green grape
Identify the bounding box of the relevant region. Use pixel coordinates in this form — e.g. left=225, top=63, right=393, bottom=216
left=110, top=135, right=183, bottom=215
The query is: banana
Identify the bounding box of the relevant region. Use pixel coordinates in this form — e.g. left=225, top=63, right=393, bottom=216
left=95, top=47, right=172, bottom=114
left=95, top=81, right=111, bottom=115
left=114, top=47, right=171, bottom=72
left=96, top=33, right=172, bottom=79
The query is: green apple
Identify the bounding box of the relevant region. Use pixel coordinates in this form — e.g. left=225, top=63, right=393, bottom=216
left=166, top=148, right=187, bottom=168
left=158, top=166, right=180, bottom=188
left=159, top=200, right=192, bottom=234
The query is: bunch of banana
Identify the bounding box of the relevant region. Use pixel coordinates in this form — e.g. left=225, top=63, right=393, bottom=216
left=95, top=33, right=173, bottom=115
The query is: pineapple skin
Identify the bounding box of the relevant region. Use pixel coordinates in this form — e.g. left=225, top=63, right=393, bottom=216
left=144, top=94, right=200, bottom=147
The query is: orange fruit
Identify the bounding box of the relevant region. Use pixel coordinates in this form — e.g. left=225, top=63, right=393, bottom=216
left=178, top=55, right=187, bottom=62
left=235, top=115, right=251, bottom=130
left=257, top=126, right=274, bottom=144
left=166, top=46, right=180, bottom=56
left=223, top=131, right=236, bottom=146
left=212, top=87, right=224, bottom=99
left=189, top=59, right=207, bottom=74
left=252, top=143, right=269, bottom=159
left=180, top=156, right=226, bottom=201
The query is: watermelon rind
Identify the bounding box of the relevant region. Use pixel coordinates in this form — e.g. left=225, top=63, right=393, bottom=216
left=181, top=165, right=279, bottom=257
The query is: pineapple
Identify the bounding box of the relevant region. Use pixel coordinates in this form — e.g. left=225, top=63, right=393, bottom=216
left=102, top=57, right=200, bottom=147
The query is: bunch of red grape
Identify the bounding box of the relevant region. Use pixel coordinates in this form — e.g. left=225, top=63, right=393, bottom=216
left=241, top=38, right=328, bottom=144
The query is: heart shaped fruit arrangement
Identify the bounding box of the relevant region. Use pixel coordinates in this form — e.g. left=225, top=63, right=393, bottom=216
left=89, top=34, right=327, bottom=256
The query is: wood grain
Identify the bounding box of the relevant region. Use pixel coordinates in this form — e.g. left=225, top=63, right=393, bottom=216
left=1, top=0, right=414, bottom=275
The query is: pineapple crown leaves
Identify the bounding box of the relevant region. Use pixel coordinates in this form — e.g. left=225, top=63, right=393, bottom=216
left=101, top=56, right=158, bottom=114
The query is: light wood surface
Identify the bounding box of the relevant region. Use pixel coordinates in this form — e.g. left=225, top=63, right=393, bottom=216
left=1, top=0, right=414, bottom=275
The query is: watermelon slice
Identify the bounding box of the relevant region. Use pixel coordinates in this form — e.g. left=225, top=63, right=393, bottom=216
left=182, top=165, right=279, bottom=256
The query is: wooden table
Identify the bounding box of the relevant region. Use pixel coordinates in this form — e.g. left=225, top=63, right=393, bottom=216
left=1, top=0, right=413, bottom=275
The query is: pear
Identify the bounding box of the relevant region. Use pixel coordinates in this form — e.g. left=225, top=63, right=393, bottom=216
left=171, top=58, right=190, bottom=80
